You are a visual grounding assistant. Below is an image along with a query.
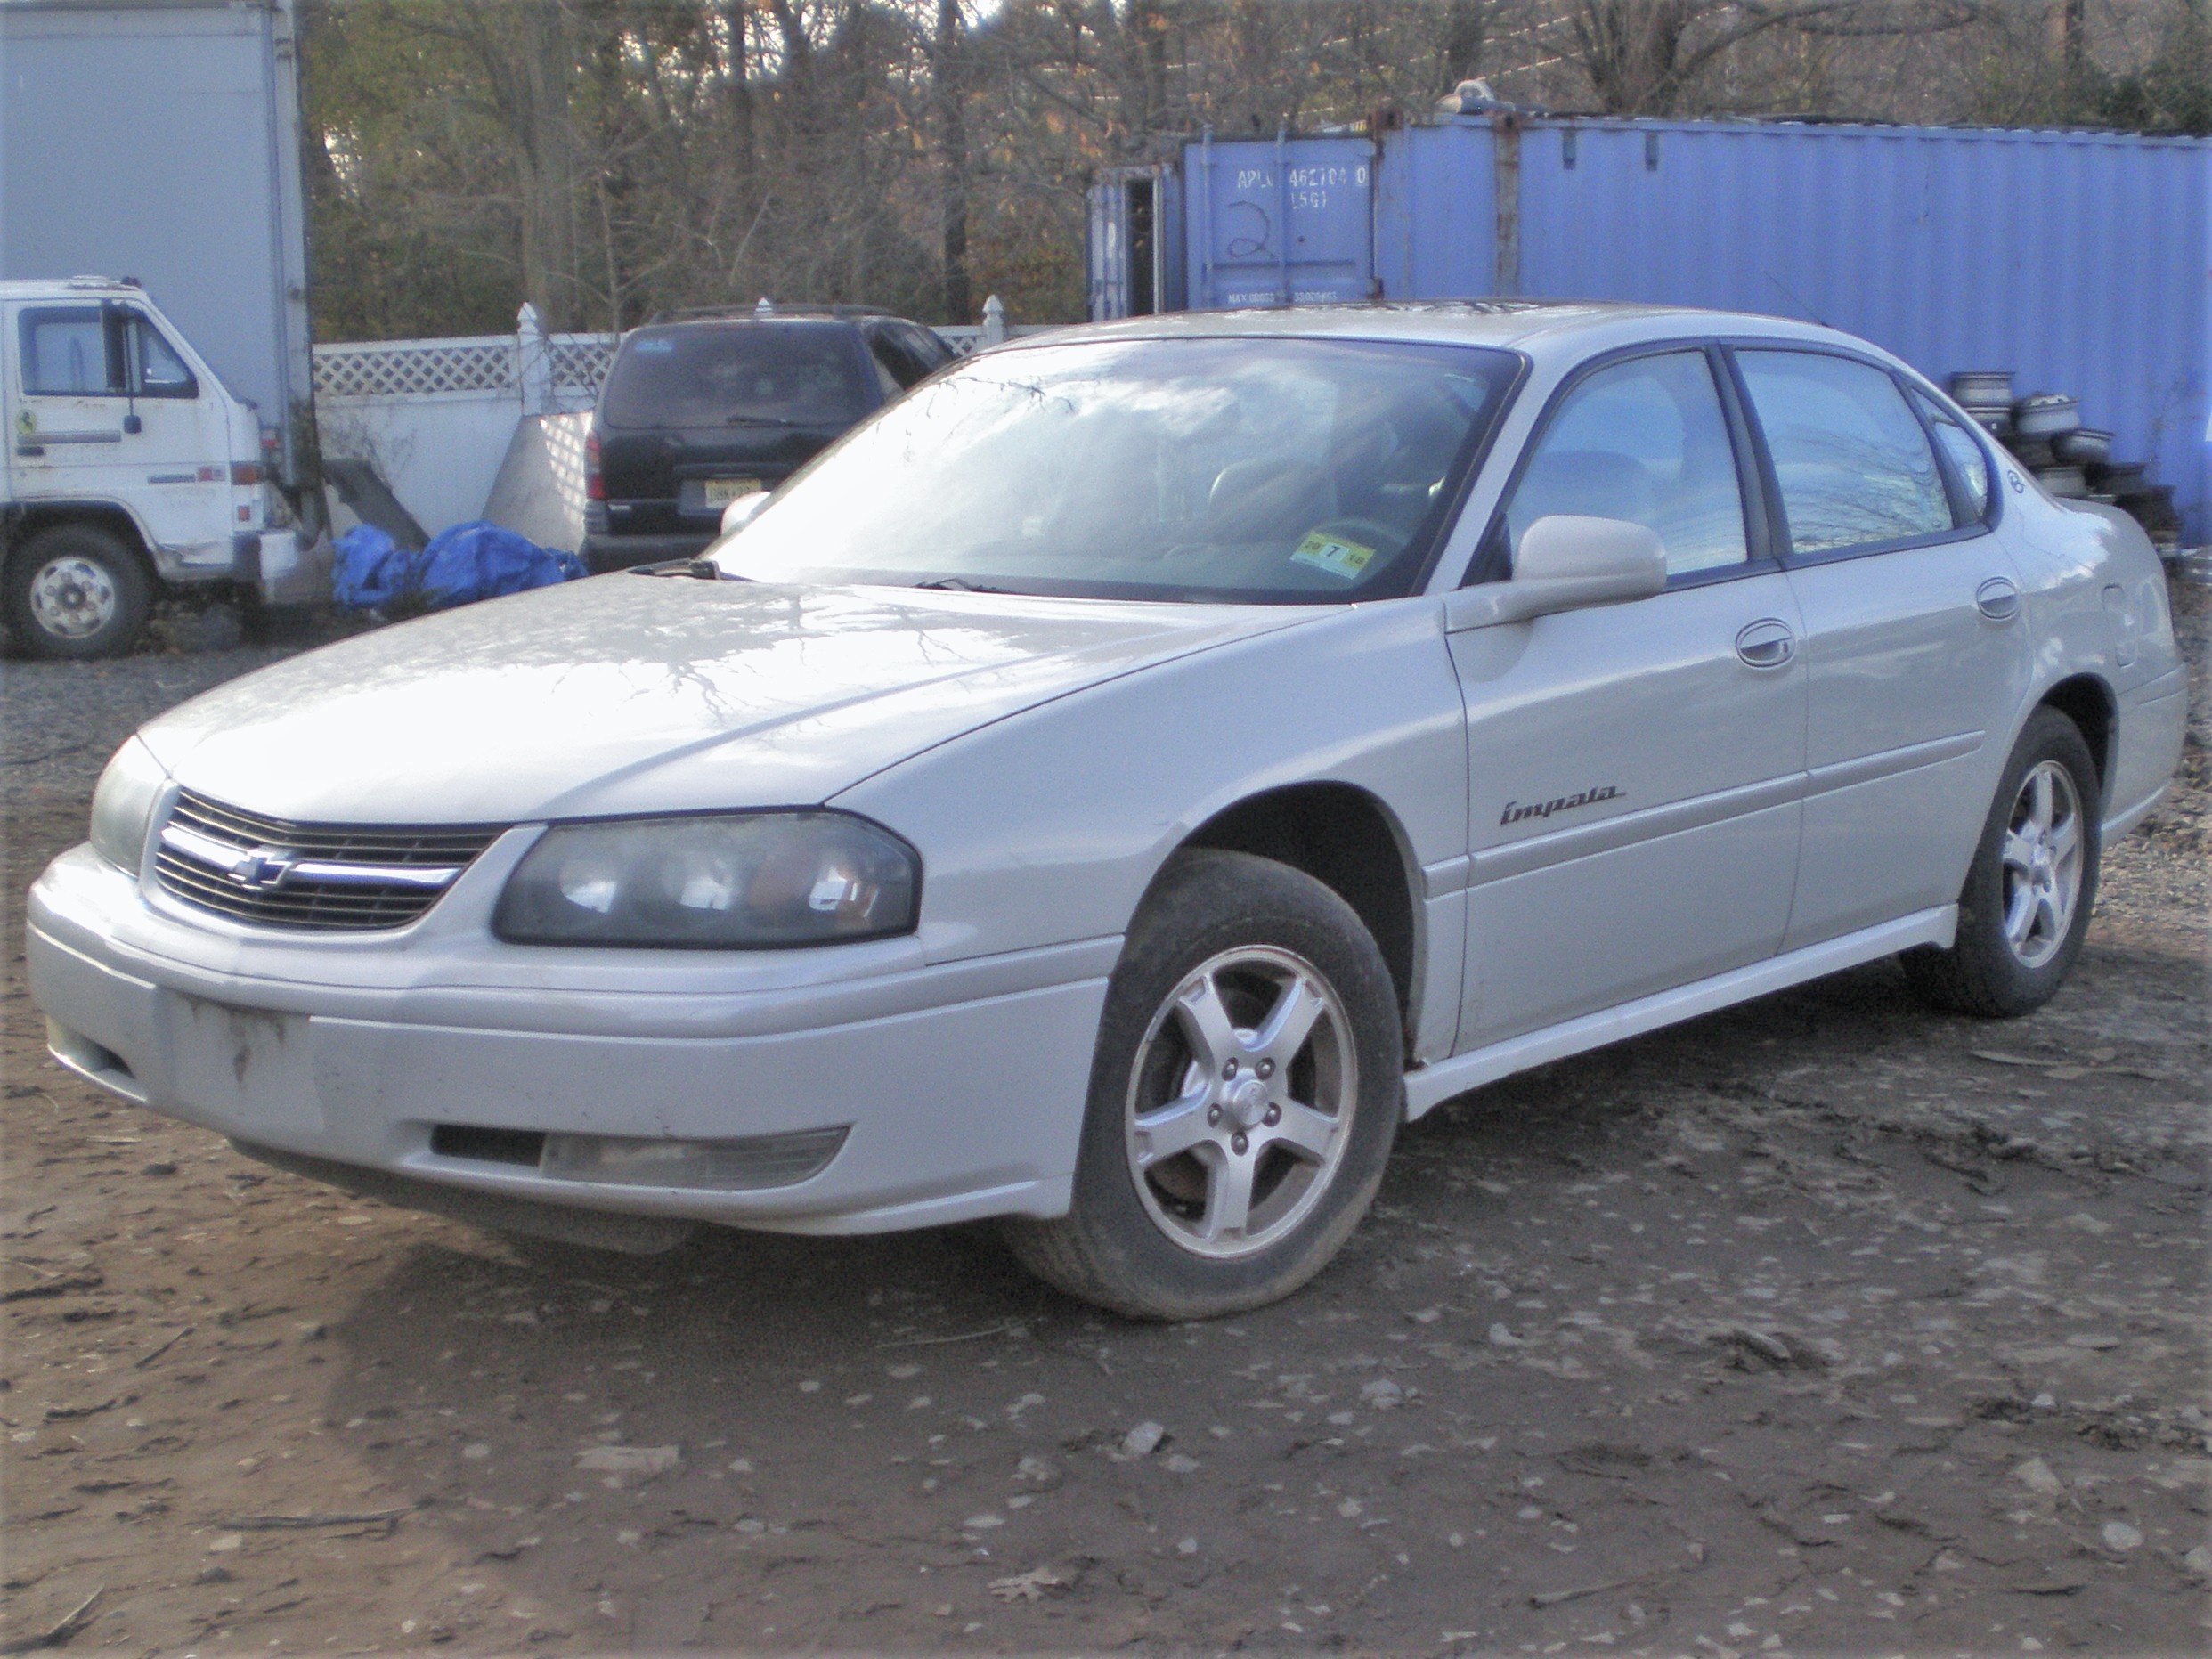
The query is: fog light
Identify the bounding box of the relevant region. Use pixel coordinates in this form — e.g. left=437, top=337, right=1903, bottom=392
left=540, top=1126, right=848, bottom=1191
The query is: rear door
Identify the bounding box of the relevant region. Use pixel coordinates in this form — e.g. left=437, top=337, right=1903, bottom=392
left=1728, top=347, right=2032, bottom=949
left=1449, top=344, right=1808, bottom=1049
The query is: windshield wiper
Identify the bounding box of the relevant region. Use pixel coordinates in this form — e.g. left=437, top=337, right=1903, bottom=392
left=631, top=558, right=750, bottom=581
left=913, top=576, right=1016, bottom=594
left=724, top=412, right=806, bottom=427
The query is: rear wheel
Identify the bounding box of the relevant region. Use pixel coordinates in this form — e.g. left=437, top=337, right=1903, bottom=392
left=1904, top=707, right=2101, bottom=1018
left=1003, top=850, right=1402, bottom=1320
left=5, top=523, right=152, bottom=660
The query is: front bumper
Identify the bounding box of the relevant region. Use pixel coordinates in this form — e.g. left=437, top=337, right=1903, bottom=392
left=28, top=842, right=1112, bottom=1235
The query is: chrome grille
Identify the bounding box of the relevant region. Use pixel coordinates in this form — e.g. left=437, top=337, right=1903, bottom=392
left=153, top=789, right=504, bottom=931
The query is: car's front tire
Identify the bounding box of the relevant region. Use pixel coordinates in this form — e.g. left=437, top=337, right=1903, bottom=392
left=1904, top=706, right=2102, bottom=1018
left=5, top=523, right=152, bottom=660
left=1003, top=850, right=1402, bottom=1321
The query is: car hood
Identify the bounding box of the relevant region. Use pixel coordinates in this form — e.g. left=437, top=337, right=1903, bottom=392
left=138, top=576, right=1321, bottom=825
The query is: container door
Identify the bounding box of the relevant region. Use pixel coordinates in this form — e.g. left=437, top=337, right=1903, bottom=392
left=1086, top=179, right=1132, bottom=321
left=1184, top=136, right=1374, bottom=310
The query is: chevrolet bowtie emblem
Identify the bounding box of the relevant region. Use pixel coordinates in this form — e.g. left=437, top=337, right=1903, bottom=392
left=228, top=847, right=300, bottom=890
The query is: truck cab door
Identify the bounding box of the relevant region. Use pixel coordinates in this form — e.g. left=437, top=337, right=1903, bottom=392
left=10, top=300, right=136, bottom=510
left=9, top=300, right=232, bottom=564
left=112, top=305, right=237, bottom=560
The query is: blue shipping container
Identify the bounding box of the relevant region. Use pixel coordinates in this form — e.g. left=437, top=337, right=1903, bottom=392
left=1115, top=117, right=2212, bottom=541
left=1182, top=131, right=1376, bottom=309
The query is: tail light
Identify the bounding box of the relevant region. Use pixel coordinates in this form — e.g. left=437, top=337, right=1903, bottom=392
left=585, top=427, right=605, bottom=502
left=230, top=461, right=261, bottom=486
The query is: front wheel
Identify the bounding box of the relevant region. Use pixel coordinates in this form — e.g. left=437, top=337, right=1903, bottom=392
left=5, top=524, right=152, bottom=660
left=1903, top=706, right=2102, bottom=1018
left=1003, top=850, right=1402, bottom=1320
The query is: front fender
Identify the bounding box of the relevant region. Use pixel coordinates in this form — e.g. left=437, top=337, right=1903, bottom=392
left=832, top=597, right=1469, bottom=974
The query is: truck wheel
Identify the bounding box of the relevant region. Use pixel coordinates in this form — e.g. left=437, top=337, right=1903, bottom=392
left=5, top=524, right=152, bottom=660
left=1002, top=850, right=1402, bottom=1321
left=1902, top=707, right=2102, bottom=1019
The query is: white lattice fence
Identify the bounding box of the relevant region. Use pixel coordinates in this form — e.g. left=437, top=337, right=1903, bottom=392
left=313, top=308, right=1047, bottom=403
left=313, top=335, right=518, bottom=400
left=548, top=334, right=617, bottom=392
left=311, top=303, right=1048, bottom=537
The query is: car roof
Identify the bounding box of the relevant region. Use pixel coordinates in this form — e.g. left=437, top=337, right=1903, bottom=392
left=1007, top=299, right=1867, bottom=363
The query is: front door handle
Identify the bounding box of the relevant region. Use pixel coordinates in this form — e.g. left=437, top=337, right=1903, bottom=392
left=1976, top=577, right=2021, bottom=622
left=1735, top=617, right=1796, bottom=669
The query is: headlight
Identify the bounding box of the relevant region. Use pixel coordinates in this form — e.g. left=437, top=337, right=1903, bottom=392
left=493, top=811, right=919, bottom=948
left=88, top=737, right=170, bottom=874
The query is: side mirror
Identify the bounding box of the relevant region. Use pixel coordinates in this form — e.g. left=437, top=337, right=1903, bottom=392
left=720, top=492, right=770, bottom=536
left=1444, top=515, right=1667, bottom=632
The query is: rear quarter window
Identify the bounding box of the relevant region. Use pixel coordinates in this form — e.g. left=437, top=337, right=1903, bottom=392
left=601, top=325, right=871, bottom=429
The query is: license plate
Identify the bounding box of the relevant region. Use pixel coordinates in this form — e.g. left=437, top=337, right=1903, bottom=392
left=702, top=477, right=762, bottom=508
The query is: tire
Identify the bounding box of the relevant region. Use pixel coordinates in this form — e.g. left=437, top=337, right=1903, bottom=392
left=5, top=523, right=152, bottom=660
left=1003, top=850, right=1403, bottom=1321
left=1903, top=706, right=2102, bottom=1019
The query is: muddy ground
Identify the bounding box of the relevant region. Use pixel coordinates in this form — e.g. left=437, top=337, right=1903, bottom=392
left=4, top=586, right=2208, bottom=1659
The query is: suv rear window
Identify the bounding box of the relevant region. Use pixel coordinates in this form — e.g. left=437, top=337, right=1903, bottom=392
left=600, top=324, right=870, bottom=429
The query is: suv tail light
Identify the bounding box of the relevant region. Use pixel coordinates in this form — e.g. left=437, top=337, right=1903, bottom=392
left=586, top=427, right=605, bottom=502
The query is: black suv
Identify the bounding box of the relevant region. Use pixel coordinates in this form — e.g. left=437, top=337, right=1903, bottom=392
left=582, top=306, right=956, bottom=572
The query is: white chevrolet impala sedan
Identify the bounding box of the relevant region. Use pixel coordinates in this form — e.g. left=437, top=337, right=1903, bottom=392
left=30, top=304, right=2186, bottom=1318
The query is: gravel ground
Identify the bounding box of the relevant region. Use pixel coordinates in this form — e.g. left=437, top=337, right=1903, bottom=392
left=3, top=580, right=2207, bottom=1658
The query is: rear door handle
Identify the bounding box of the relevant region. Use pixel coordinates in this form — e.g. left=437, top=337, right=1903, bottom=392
left=1735, top=617, right=1796, bottom=669
left=1976, top=577, right=2021, bottom=621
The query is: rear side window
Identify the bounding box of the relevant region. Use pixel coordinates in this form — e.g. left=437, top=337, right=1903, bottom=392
left=1736, top=351, right=1952, bottom=556
left=1502, top=349, right=1749, bottom=577
left=19, top=307, right=118, bottom=395
left=601, top=324, right=871, bottom=429
left=1911, top=387, right=1991, bottom=523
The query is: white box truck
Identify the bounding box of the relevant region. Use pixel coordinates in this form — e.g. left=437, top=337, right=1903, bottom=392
left=3, top=277, right=301, bottom=656
left=1, top=0, right=320, bottom=657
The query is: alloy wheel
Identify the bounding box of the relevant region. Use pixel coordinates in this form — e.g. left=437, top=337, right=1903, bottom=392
left=1123, top=945, right=1355, bottom=1260
left=1999, top=759, right=2083, bottom=970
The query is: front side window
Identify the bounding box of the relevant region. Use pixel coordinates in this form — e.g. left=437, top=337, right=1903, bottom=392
left=713, top=336, right=1518, bottom=605
left=1911, top=387, right=1991, bottom=523
left=19, top=307, right=118, bottom=395
left=1736, top=351, right=1952, bottom=556
left=127, top=313, right=198, bottom=397
left=1501, top=350, right=1749, bottom=578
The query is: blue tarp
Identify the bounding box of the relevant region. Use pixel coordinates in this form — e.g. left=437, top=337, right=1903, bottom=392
left=333, top=521, right=585, bottom=612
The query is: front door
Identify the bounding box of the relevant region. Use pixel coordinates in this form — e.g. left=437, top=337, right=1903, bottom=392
left=1728, top=348, right=2034, bottom=950
left=1450, top=346, right=1808, bottom=1048
left=8, top=299, right=230, bottom=556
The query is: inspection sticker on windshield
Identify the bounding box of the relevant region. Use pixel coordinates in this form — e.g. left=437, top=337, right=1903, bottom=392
left=1290, top=530, right=1377, bottom=581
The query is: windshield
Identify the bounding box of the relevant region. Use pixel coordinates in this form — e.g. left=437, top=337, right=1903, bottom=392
left=601, top=322, right=870, bottom=429
left=712, top=336, right=1519, bottom=603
